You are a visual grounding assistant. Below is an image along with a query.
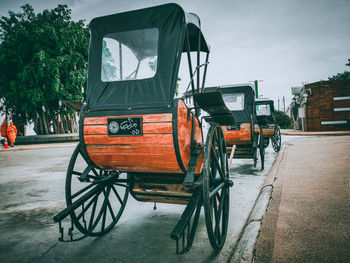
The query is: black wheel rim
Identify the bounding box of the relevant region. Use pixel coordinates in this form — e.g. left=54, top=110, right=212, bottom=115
left=271, top=126, right=281, bottom=152
left=259, top=126, right=265, bottom=170
left=65, top=143, right=129, bottom=236
left=263, top=138, right=270, bottom=148
left=203, top=124, right=230, bottom=251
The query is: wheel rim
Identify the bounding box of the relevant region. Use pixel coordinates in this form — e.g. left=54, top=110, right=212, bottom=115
left=66, top=143, right=129, bottom=236
left=259, top=127, right=265, bottom=170
left=271, top=126, right=281, bottom=152
left=263, top=138, right=270, bottom=148
left=203, top=124, right=230, bottom=251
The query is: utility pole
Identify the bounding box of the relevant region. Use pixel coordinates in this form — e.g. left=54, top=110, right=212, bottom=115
left=278, top=97, right=280, bottom=111
left=283, top=96, right=285, bottom=112
left=249, top=80, right=263, bottom=98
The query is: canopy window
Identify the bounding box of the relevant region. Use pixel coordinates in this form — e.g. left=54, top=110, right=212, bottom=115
left=101, top=28, right=159, bottom=82
left=222, top=93, right=245, bottom=111
left=256, top=104, right=271, bottom=116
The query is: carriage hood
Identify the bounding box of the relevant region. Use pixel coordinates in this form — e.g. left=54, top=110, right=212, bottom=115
left=86, top=3, right=209, bottom=112
left=255, top=98, right=275, bottom=112
left=256, top=98, right=275, bottom=122
left=204, top=84, right=256, bottom=124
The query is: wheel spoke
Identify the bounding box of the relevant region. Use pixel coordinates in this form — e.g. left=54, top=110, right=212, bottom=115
left=111, top=185, right=124, bottom=205
left=71, top=183, right=96, bottom=200
left=91, top=167, right=100, bottom=177
left=101, top=186, right=111, bottom=231
left=76, top=192, right=99, bottom=220
left=88, top=194, right=99, bottom=231
left=211, top=144, right=225, bottom=181
left=90, top=186, right=111, bottom=232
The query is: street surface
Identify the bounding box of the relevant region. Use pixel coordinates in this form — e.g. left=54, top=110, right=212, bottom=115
left=254, top=135, right=350, bottom=263
left=0, top=141, right=280, bottom=263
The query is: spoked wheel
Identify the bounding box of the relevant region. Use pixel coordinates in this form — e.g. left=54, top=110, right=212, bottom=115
left=258, top=126, right=265, bottom=171
left=203, top=123, right=231, bottom=251
left=263, top=137, right=270, bottom=148
left=65, top=143, right=129, bottom=237
left=253, top=133, right=259, bottom=168
left=271, top=125, right=281, bottom=152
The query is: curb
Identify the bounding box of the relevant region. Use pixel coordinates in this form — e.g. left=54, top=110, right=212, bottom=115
left=281, top=129, right=350, bottom=136
left=0, top=142, right=78, bottom=152
left=230, top=144, right=287, bottom=263
left=15, top=134, right=79, bottom=145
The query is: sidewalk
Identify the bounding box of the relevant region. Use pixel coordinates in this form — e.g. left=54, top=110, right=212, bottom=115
left=0, top=142, right=77, bottom=152
left=254, top=136, right=350, bottom=263
left=281, top=129, right=350, bottom=136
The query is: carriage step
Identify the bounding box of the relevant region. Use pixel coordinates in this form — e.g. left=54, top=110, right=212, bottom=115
left=183, top=144, right=203, bottom=187
left=170, top=188, right=202, bottom=253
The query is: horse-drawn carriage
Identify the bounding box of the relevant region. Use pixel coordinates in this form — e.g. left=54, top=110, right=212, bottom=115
left=204, top=84, right=266, bottom=170
left=255, top=98, right=282, bottom=152
left=54, top=3, right=236, bottom=253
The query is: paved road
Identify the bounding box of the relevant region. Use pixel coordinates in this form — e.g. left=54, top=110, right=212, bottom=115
left=0, top=141, right=279, bottom=263
left=254, top=135, right=350, bottom=263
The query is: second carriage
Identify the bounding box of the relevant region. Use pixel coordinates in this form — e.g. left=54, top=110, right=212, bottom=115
left=255, top=98, right=282, bottom=152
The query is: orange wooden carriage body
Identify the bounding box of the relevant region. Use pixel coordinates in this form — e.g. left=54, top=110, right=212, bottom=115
left=254, top=123, right=275, bottom=137
left=82, top=99, right=203, bottom=204
left=223, top=123, right=252, bottom=146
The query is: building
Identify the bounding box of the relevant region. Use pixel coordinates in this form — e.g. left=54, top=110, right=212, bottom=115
left=291, top=79, right=350, bottom=131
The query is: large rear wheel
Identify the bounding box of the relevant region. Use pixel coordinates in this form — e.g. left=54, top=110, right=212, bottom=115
left=65, top=143, right=129, bottom=236
left=203, top=124, right=231, bottom=251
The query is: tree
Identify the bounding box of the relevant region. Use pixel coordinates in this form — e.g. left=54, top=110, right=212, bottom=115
left=275, top=110, right=291, bottom=129
left=0, top=4, right=89, bottom=134
left=328, top=58, right=350, bottom=81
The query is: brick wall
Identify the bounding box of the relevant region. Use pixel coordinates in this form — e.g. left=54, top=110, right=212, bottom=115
left=305, top=80, right=350, bottom=131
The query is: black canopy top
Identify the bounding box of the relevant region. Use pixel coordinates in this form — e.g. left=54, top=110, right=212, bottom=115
left=204, top=84, right=256, bottom=124
left=255, top=98, right=275, bottom=123
left=255, top=98, right=275, bottom=113
left=86, top=3, right=209, bottom=112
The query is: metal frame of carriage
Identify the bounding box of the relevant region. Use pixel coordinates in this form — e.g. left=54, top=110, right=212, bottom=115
left=255, top=98, right=281, bottom=152
left=53, top=3, right=237, bottom=253
left=204, top=84, right=266, bottom=170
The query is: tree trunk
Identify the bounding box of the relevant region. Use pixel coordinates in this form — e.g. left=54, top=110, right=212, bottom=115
left=41, top=111, right=49, bottom=135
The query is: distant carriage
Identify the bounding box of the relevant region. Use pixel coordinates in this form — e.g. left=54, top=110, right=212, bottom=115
left=255, top=99, right=281, bottom=152
left=54, top=4, right=235, bottom=253
left=204, top=84, right=266, bottom=170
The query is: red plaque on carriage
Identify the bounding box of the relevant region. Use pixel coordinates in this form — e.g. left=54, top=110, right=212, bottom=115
left=107, top=117, right=142, bottom=136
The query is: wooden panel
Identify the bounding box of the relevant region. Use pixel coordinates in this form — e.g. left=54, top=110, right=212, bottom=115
left=177, top=100, right=192, bottom=171
left=83, top=101, right=205, bottom=175
left=84, top=134, right=173, bottom=145
left=84, top=113, right=172, bottom=125
left=176, top=100, right=204, bottom=174
left=86, top=144, right=175, bottom=155
left=223, top=123, right=252, bottom=146
left=83, top=111, right=181, bottom=173
left=84, top=122, right=172, bottom=135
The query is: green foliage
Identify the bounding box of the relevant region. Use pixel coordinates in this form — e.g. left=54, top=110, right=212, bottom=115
left=328, top=58, right=350, bottom=81
left=101, top=40, right=117, bottom=81
left=274, top=110, right=291, bottom=129
left=0, top=4, right=89, bottom=128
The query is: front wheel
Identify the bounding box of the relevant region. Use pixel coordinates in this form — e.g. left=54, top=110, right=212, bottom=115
left=203, top=124, right=231, bottom=251
left=259, top=126, right=265, bottom=171
left=271, top=126, right=281, bottom=152
left=65, top=143, right=129, bottom=236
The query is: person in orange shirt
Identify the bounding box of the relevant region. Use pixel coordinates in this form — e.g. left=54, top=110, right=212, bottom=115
left=1, top=119, right=7, bottom=137
left=6, top=122, right=17, bottom=147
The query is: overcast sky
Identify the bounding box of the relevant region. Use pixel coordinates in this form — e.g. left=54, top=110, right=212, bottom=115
left=1, top=0, right=350, bottom=108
